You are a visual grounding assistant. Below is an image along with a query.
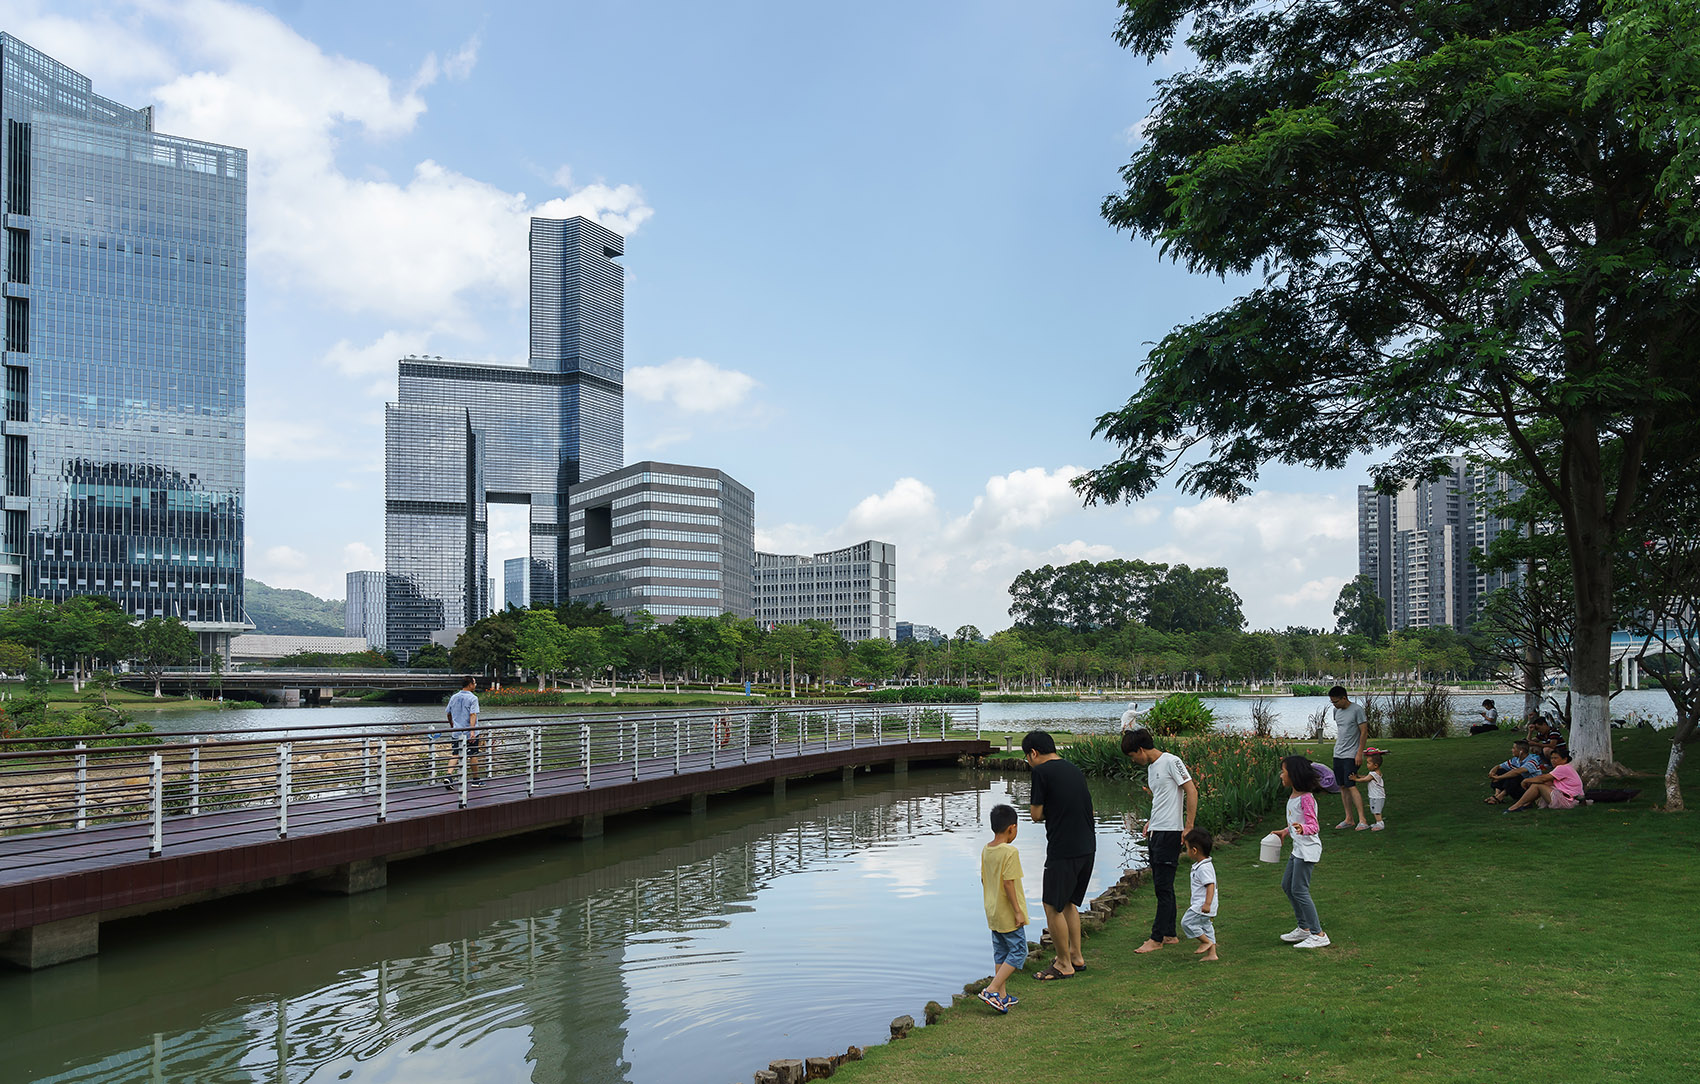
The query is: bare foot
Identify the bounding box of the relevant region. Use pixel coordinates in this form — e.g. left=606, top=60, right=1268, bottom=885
left=1134, top=939, right=1165, bottom=954
left=1163, top=937, right=1180, bottom=944
left=1199, top=950, right=1218, bottom=962
left=1194, top=944, right=1211, bottom=954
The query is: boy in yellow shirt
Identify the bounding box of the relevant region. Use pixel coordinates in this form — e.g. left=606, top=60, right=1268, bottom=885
left=980, top=803, right=1029, bottom=1013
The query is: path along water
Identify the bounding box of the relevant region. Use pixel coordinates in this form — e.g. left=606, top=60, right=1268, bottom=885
left=1, top=768, right=1146, bottom=1084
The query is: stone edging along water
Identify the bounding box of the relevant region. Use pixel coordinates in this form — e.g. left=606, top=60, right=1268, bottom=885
left=737, top=755, right=1150, bottom=1084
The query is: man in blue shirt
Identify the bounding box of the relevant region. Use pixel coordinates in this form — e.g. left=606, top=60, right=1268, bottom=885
left=1485, top=739, right=1541, bottom=804
left=446, top=676, right=481, bottom=789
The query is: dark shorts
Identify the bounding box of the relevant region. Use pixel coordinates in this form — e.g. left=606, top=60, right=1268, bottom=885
left=453, top=733, right=481, bottom=756
left=1334, top=757, right=1358, bottom=790
left=1042, top=852, right=1094, bottom=911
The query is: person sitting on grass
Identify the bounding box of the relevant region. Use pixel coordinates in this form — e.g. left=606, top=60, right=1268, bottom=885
left=1505, top=745, right=1584, bottom=813
left=1526, top=714, right=1564, bottom=758
left=1485, top=740, right=1544, bottom=805
left=978, top=803, right=1027, bottom=1014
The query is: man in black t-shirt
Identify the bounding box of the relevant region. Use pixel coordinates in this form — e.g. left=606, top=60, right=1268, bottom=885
left=1023, top=729, right=1095, bottom=980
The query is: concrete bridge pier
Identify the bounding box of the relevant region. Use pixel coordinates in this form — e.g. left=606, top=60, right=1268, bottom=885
left=313, top=858, right=388, bottom=895
left=0, top=914, right=99, bottom=970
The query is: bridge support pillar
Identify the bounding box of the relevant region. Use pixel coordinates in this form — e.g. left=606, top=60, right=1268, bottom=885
left=893, top=757, right=909, bottom=777
left=690, top=792, right=707, bottom=817
left=0, top=914, right=99, bottom=970
left=313, top=857, right=387, bottom=895
left=559, top=813, right=604, bottom=839
left=841, top=766, right=856, bottom=783
left=773, top=776, right=787, bottom=801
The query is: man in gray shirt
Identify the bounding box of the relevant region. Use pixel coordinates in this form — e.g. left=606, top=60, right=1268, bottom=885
left=1329, top=685, right=1369, bottom=830
left=446, top=676, right=481, bottom=792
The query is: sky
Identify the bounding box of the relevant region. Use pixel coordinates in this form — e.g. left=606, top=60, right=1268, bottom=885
left=3, top=0, right=1372, bottom=635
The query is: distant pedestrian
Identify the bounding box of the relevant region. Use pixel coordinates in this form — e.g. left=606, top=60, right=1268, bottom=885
left=446, top=675, right=481, bottom=791
left=1329, top=685, right=1370, bottom=830
left=1180, top=827, right=1219, bottom=962
left=1122, top=727, right=1198, bottom=954
left=978, top=803, right=1028, bottom=1013
left=1022, top=730, right=1094, bottom=981
left=1119, top=702, right=1141, bottom=730
left=1275, top=756, right=1329, bottom=948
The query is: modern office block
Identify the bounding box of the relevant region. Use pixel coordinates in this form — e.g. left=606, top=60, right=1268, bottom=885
left=344, top=569, right=386, bottom=648
left=1357, top=458, right=1522, bottom=632
left=754, top=540, right=896, bottom=642
left=896, top=621, right=944, bottom=645
left=0, top=34, right=247, bottom=654
left=504, top=556, right=529, bottom=610
left=383, top=403, right=485, bottom=659
left=565, top=461, right=755, bottom=621
left=382, top=216, right=623, bottom=653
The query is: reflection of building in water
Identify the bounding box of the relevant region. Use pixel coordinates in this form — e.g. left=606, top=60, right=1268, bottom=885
left=24, top=776, right=990, bottom=1084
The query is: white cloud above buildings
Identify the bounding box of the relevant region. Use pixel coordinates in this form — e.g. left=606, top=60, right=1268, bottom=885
left=627, top=358, right=759, bottom=414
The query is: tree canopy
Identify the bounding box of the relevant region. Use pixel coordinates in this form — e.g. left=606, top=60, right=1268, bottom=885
left=1079, top=0, right=1700, bottom=772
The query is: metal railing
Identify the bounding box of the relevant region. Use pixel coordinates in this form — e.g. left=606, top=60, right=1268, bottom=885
left=0, top=704, right=979, bottom=871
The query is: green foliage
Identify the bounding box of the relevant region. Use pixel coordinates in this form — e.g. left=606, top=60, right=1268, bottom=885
left=865, top=686, right=980, bottom=704
left=242, top=579, right=345, bottom=636
left=407, top=642, right=452, bottom=669
left=1141, top=691, right=1215, bottom=735
left=9, top=714, right=157, bottom=750
left=264, top=649, right=395, bottom=669
left=1008, top=559, right=1242, bottom=633
left=1057, top=732, right=1290, bottom=835
left=1370, top=686, right=1454, bottom=740
left=1333, top=575, right=1387, bottom=644
left=1289, top=684, right=1329, bottom=697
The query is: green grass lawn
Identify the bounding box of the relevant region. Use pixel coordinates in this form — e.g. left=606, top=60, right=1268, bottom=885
left=839, top=730, right=1699, bottom=1084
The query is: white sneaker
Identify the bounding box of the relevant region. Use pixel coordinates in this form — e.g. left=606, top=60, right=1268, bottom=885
left=1295, top=933, right=1331, bottom=949
left=1279, top=927, right=1309, bottom=943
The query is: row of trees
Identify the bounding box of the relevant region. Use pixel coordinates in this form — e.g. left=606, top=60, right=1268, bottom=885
left=0, top=597, right=201, bottom=696
left=441, top=598, right=1482, bottom=692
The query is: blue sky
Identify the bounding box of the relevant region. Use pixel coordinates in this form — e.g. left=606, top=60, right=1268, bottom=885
left=6, top=0, right=1367, bottom=634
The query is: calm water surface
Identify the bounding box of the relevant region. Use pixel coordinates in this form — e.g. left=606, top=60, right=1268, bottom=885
left=1, top=769, right=1148, bottom=1084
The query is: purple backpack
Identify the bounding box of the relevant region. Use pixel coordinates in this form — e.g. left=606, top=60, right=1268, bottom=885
left=1311, top=762, right=1341, bottom=793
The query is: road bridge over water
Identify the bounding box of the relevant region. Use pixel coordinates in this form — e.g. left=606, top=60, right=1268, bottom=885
left=0, top=703, right=989, bottom=969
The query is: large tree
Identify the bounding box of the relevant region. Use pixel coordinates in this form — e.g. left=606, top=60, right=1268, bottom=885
left=1332, top=575, right=1387, bottom=644
left=1078, top=0, right=1700, bottom=774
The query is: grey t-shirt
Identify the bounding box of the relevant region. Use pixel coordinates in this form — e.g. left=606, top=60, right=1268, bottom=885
left=447, top=689, right=480, bottom=731
left=1332, top=701, right=1367, bottom=759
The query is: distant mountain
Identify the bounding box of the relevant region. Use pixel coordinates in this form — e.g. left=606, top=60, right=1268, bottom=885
left=243, top=579, right=345, bottom=636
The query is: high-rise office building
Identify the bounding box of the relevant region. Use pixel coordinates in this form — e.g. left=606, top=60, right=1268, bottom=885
left=896, top=621, right=944, bottom=645
left=754, top=541, right=896, bottom=641
left=1357, top=458, right=1523, bottom=632
left=344, top=569, right=385, bottom=648
left=383, top=217, right=623, bottom=655
left=0, top=35, right=247, bottom=655
left=503, top=556, right=528, bottom=610
left=384, top=403, right=484, bottom=658
left=565, top=461, right=755, bottom=620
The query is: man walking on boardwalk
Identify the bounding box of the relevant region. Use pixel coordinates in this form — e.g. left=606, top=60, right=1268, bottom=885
left=1023, top=730, right=1095, bottom=981
left=446, top=676, right=481, bottom=791
left=1123, top=728, right=1198, bottom=954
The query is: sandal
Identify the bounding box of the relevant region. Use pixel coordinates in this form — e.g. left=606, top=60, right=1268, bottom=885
left=978, top=988, right=1010, bottom=1013
left=1033, top=965, right=1074, bottom=981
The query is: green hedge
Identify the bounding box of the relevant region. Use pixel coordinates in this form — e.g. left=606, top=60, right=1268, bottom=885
left=866, top=686, right=981, bottom=704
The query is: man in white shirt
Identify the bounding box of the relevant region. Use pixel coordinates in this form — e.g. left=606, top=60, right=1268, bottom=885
left=1122, top=728, right=1198, bottom=954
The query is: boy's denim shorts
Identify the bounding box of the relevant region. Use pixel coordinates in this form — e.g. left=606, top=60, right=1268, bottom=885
left=992, top=927, right=1028, bottom=969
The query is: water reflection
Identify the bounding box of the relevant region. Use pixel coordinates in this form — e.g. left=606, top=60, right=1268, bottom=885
left=3, top=770, right=1142, bottom=1084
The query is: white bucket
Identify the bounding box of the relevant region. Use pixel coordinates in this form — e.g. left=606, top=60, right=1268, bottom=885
left=1259, top=833, right=1283, bottom=863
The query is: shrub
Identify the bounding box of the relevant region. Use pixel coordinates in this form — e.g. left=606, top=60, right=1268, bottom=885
left=1371, top=685, right=1452, bottom=739
left=1142, top=692, right=1215, bottom=735
left=1058, top=732, right=1291, bottom=835
left=10, top=712, right=157, bottom=751
left=866, top=686, right=980, bottom=704
left=1247, top=696, right=1277, bottom=739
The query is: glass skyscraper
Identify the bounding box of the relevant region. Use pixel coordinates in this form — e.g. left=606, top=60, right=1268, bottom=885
left=0, top=35, right=247, bottom=650
left=383, top=217, right=623, bottom=656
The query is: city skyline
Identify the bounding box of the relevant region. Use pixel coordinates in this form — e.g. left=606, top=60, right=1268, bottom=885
left=4, top=1, right=1388, bottom=636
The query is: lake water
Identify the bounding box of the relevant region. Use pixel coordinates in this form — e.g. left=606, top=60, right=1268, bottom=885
left=0, top=769, right=1147, bottom=1084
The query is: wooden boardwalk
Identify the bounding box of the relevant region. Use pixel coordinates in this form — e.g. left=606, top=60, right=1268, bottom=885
left=0, top=735, right=989, bottom=968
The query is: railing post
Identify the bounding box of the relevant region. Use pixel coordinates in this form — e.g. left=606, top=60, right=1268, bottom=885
left=459, top=752, right=469, bottom=808
left=582, top=723, right=592, bottom=789
left=75, top=741, right=87, bottom=831
left=941, top=708, right=947, bottom=741
left=362, top=737, right=371, bottom=795
left=632, top=721, right=640, bottom=781
left=851, top=708, right=858, bottom=750
left=529, top=728, right=538, bottom=796
left=743, top=712, right=750, bottom=764
left=975, top=705, right=980, bottom=739
left=673, top=719, right=682, bottom=775
left=278, top=742, right=291, bottom=838
left=430, top=735, right=438, bottom=782
left=150, top=753, right=163, bottom=855
left=190, top=737, right=201, bottom=817
left=378, top=738, right=388, bottom=822
left=710, top=715, right=718, bottom=770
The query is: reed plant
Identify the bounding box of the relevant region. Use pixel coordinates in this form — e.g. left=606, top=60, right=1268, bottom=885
left=1370, top=684, right=1452, bottom=739
left=1059, top=732, right=1291, bottom=835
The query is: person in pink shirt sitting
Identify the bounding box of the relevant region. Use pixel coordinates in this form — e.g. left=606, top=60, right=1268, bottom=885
left=1505, top=745, right=1585, bottom=812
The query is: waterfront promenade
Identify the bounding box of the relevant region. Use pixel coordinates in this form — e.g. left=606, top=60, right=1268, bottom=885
left=0, top=704, right=988, bottom=969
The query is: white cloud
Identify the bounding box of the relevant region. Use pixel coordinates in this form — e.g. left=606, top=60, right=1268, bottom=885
left=627, top=357, right=759, bottom=414
left=247, top=417, right=342, bottom=462
left=321, top=330, right=433, bottom=380
left=341, top=542, right=378, bottom=571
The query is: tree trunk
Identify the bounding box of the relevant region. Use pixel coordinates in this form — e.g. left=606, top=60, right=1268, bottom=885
left=1561, top=428, right=1623, bottom=781
left=537, top=672, right=546, bottom=691
left=1666, top=741, right=1686, bottom=812
left=154, top=675, right=163, bottom=698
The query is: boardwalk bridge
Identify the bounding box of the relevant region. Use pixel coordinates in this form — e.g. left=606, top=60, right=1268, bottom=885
left=0, top=703, right=990, bottom=969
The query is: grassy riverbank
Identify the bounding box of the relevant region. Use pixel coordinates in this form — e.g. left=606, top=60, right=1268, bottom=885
left=839, top=729, right=1700, bottom=1084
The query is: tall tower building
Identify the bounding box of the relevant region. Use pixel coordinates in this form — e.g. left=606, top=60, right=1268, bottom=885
left=0, top=36, right=247, bottom=654
left=1357, top=458, right=1523, bottom=632
left=383, top=217, right=623, bottom=657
